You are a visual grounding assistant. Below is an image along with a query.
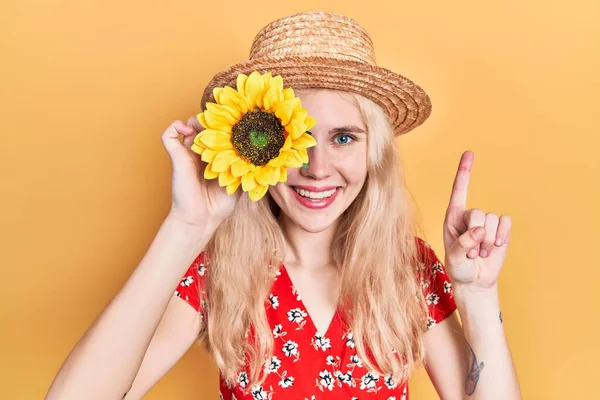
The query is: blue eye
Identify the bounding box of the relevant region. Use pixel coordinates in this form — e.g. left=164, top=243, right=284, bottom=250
left=334, top=134, right=354, bottom=145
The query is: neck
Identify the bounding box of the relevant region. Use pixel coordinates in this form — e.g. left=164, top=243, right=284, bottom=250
left=279, top=212, right=339, bottom=269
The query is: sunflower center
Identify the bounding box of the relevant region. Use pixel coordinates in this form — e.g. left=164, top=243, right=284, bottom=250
left=231, top=108, right=285, bottom=166
left=249, top=130, right=269, bottom=148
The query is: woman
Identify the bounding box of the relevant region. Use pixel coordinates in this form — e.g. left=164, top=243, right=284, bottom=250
left=46, top=11, right=520, bottom=400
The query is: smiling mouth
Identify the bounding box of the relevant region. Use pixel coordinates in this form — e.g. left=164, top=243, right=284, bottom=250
left=291, top=186, right=340, bottom=200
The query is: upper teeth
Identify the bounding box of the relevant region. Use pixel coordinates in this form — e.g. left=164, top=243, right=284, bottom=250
left=294, top=187, right=337, bottom=199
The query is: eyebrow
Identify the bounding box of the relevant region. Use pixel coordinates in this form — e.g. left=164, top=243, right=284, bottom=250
left=329, top=125, right=367, bottom=135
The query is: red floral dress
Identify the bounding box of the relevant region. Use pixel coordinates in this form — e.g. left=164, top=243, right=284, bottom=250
left=174, top=238, right=456, bottom=399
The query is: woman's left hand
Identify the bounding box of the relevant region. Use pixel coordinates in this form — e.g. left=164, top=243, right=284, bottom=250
left=442, top=151, right=512, bottom=291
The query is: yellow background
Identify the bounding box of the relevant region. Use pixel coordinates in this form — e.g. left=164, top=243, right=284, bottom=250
left=1, top=0, right=598, bottom=398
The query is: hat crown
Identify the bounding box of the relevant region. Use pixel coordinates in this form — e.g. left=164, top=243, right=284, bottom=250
left=249, top=11, right=377, bottom=65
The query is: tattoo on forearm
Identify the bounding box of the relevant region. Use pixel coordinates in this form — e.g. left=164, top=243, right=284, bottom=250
left=499, top=310, right=503, bottom=323
left=465, top=341, right=484, bottom=396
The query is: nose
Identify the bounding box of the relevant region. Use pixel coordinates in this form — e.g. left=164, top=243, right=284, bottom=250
left=300, top=139, right=332, bottom=180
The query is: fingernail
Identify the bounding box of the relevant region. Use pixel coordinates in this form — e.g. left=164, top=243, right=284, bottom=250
left=480, top=249, right=489, bottom=257
left=495, top=237, right=502, bottom=246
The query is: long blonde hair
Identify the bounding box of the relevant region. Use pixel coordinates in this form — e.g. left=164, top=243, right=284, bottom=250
left=197, top=90, right=430, bottom=387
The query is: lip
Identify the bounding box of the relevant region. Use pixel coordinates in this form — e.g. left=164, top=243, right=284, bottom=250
left=289, top=185, right=341, bottom=209
left=292, top=185, right=339, bottom=192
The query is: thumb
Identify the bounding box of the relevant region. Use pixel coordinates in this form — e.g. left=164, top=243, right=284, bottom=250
left=447, top=227, right=486, bottom=264
left=161, top=120, right=195, bottom=158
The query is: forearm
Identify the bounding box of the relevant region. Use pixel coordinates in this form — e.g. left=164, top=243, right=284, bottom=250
left=454, top=285, right=521, bottom=400
left=46, top=215, right=215, bottom=400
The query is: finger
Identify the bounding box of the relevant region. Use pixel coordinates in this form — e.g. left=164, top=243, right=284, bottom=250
left=161, top=120, right=193, bottom=155
left=463, top=208, right=486, bottom=258
left=480, top=213, right=499, bottom=258
left=495, top=215, right=512, bottom=247
left=447, top=226, right=486, bottom=265
left=187, top=116, right=203, bottom=133
left=447, top=151, right=474, bottom=212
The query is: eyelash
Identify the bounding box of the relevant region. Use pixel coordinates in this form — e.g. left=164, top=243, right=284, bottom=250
left=333, top=133, right=356, bottom=146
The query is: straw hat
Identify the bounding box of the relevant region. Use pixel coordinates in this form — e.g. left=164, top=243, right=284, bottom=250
left=201, top=11, right=432, bottom=136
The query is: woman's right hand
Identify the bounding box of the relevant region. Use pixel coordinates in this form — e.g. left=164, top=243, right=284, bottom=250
left=161, top=117, right=240, bottom=227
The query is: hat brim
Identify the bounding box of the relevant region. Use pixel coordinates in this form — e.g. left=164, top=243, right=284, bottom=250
left=201, top=55, right=432, bottom=136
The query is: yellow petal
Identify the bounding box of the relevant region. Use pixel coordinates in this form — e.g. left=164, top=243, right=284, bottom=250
left=241, top=171, right=257, bottom=191
left=245, top=71, right=265, bottom=109
left=204, top=164, right=219, bottom=179
left=199, top=130, right=233, bottom=151
left=211, top=149, right=239, bottom=172
left=254, top=166, right=271, bottom=186
left=262, top=72, right=273, bottom=94
left=279, top=167, right=287, bottom=182
left=226, top=180, right=241, bottom=195
left=197, top=113, right=209, bottom=130
left=281, top=133, right=293, bottom=151
left=282, top=150, right=303, bottom=168
left=220, top=86, right=249, bottom=114
left=275, top=98, right=300, bottom=126
left=190, top=144, right=203, bottom=156
left=206, top=103, right=240, bottom=124
left=263, top=85, right=284, bottom=113
left=292, top=133, right=317, bottom=150
left=236, top=74, right=248, bottom=97
left=268, top=167, right=280, bottom=185
left=268, top=154, right=286, bottom=168
left=283, top=87, right=295, bottom=100
left=201, top=148, right=217, bottom=163
left=299, top=149, right=309, bottom=164
left=305, top=116, right=317, bottom=131
left=231, top=159, right=253, bottom=178
left=213, top=87, right=224, bottom=103
left=292, top=107, right=308, bottom=122
left=218, top=171, right=238, bottom=187
left=287, top=119, right=307, bottom=140
left=249, top=184, right=269, bottom=202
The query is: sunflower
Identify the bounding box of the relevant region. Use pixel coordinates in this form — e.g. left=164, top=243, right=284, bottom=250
left=190, top=71, right=317, bottom=202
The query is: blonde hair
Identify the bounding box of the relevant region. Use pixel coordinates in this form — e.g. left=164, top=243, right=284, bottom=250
left=197, top=90, right=429, bottom=388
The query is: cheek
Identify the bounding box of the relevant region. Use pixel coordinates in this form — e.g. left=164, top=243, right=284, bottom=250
left=336, top=150, right=368, bottom=185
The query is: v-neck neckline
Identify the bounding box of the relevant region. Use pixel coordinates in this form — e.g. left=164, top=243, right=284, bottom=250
left=279, top=264, right=341, bottom=339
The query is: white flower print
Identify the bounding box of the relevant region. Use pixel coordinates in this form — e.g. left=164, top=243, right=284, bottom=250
left=287, top=308, right=307, bottom=324
left=219, top=392, right=223, bottom=400
left=335, top=370, right=353, bottom=386
left=269, top=294, right=279, bottom=309
left=431, top=262, right=444, bottom=275
left=198, top=264, right=207, bottom=276
left=443, top=280, right=452, bottom=294
left=387, top=397, right=396, bottom=400
left=173, top=290, right=181, bottom=297
left=237, top=371, right=249, bottom=388
left=304, top=396, right=316, bottom=400
left=278, top=375, right=294, bottom=388
left=345, top=332, right=355, bottom=349
left=349, top=354, right=363, bottom=368
left=251, top=385, right=268, bottom=400
left=426, top=292, right=440, bottom=305
left=180, top=276, right=194, bottom=287
left=273, top=324, right=286, bottom=339
left=326, top=355, right=336, bottom=365
left=264, top=356, right=281, bottom=374
left=359, top=371, right=380, bottom=390
left=402, top=386, right=408, bottom=400
left=427, top=316, right=437, bottom=329
left=311, top=333, right=332, bottom=351
left=384, top=374, right=397, bottom=389
left=318, top=369, right=335, bottom=391
left=282, top=340, right=299, bottom=359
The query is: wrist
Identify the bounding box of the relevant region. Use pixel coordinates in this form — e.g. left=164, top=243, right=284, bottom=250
left=453, top=283, right=500, bottom=310
left=163, top=213, right=219, bottom=245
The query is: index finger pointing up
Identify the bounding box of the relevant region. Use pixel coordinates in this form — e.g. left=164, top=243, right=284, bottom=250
left=448, top=151, right=474, bottom=211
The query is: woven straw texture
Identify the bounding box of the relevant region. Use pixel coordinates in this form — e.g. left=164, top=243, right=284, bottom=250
left=201, top=11, right=432, bottom=136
